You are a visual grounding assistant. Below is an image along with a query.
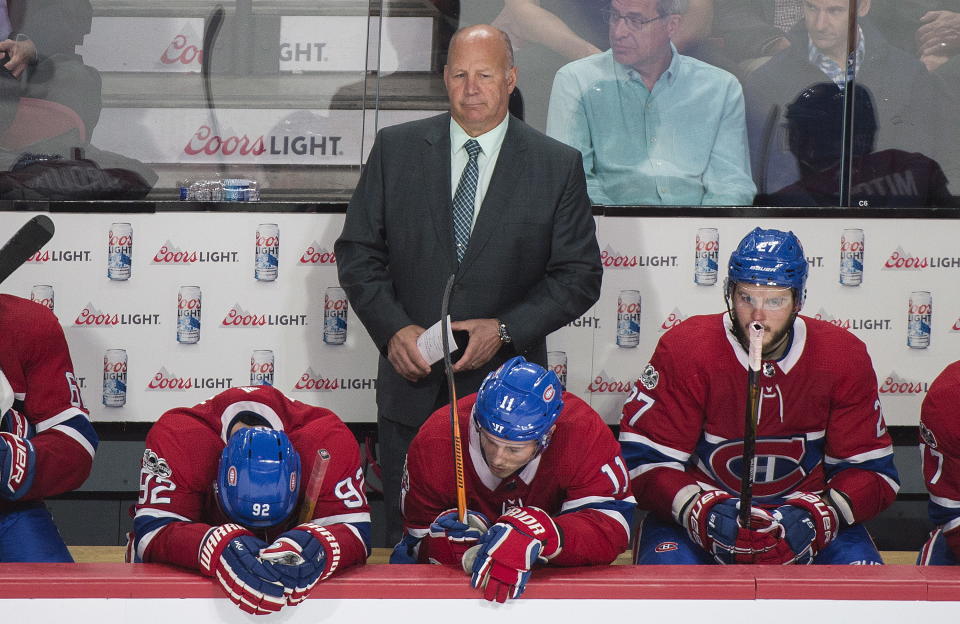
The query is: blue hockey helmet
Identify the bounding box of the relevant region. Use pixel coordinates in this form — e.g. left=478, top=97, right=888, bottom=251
left=215, top=427, right=301, bottom=528
left=473, top=356, right=563, bottom=449
left=727, top=227, right=808, bottom=307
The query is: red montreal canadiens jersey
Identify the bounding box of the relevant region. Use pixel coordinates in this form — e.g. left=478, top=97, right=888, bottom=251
left=402, top=391, right=635, bottom=566
left=920, top=361, right=960, bottom=534
left=619, top=313, right=899, bottom=526
left=0, top=295, right=95, bottom=510
left=132, top=385, right=370, bottom=573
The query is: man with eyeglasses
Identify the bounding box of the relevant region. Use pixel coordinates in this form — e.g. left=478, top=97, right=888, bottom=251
left=619, top=227, right=899, bottom=565
left=545, top=0, right=755, bottom=206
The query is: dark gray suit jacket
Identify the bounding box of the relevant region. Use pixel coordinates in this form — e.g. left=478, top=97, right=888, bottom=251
left=335, top=113, right=602, bottom=428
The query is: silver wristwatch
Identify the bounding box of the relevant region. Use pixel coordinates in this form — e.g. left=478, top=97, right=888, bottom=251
left=497, top=320, right=512, bottom=343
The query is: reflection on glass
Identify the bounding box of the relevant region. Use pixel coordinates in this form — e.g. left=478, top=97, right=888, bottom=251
left=742, top=0, right=946, bottom=204
left=546, top=0, right=755, bottom=206
left=758, top=83, right=954, bottom=207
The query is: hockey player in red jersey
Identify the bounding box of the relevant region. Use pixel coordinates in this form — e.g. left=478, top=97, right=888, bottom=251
left=918, top=361, right=960, bottom=565
left=392, top=356, right=635, bottom=602
left=131, top=385, right=370, bottom=614
left=0, top=294, right=98, bottom=562
left=620, top=228, right=899, bottom=565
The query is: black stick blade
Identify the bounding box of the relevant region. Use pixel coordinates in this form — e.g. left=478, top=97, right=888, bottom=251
left=0, top=215, right=54, bottom=285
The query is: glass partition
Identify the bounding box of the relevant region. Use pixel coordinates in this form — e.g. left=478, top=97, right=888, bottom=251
left=0, top=0, right=955, bottom=206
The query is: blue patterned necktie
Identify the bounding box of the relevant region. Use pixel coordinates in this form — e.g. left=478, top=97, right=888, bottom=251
left=453, top=139, right=481, bottom=262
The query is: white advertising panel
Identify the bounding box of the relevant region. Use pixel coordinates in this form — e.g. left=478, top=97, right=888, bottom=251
left=78, top=17, right=206, bottom=72
left=1, top=213, right=956, bottom=426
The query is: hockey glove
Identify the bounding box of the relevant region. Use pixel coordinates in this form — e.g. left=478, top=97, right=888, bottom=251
left=772, top=492, right=840, bottom=564
left=198, top=524, right=285, bottom=615
left=468, top=506, right=562, bottom=603
left=0, top=431, right=35, bottom=501
left=260, top=522, right=340, bottom=605
left=423, top=508, right=490, bottom=565
left=684, top=490, right=786, bottom=564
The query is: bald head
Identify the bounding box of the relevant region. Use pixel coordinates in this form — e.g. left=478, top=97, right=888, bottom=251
left=444, top=25, right=518, bottom=137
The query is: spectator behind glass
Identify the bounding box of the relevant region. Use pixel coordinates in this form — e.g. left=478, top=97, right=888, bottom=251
left=546, top=0, right=755, bottom=206
left=743, top=0, right=946, bottom=200
left=712, top=0, right=806, bottom=76
left=757, top=83, right=955, bottom=207
left=0, top=1, right=101, bottom=141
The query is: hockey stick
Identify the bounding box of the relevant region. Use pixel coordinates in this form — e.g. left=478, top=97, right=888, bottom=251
left=0, top=215, right=55, bottom=286
left=738, top=321, right=764, bottom=527
left=441, top=274, right=468, bottom=524
left=202, top=5, right=226, bottom=178
left=297, top=448, right=331, bottom=524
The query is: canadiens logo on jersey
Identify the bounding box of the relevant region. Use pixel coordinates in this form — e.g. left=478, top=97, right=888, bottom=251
left=706, top=435, right=818, bottom=498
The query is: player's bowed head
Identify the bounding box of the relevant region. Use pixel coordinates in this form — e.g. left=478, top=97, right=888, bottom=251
left=724, top=227, right=808, bottom=361
left=462, top=357, right=566, bottom=603
left=200, top=425, right=339, bottom=615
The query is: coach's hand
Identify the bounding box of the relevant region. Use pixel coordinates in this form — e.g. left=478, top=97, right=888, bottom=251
left=198, top=524, right=285, bottom=615
left=451, top=318, right=501, bottom=372
left=387, top=325, right=431, bottom=382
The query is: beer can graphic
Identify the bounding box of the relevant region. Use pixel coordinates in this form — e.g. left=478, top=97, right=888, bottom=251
left=177, top=286, right=202, bottom=344
left=547, top=350, right=568, bottom=389
left=616, top=290, right=641, bottom=348
left=694, top=228, right=719, bottom=285
left=251, top=350, right=275, bottom=386
left=907, top=291, right=932, bottom=349
left=103, top=349, right=128, bottom=407
left=30, top=284, right=54, bottom=311
left=324, top=286, right=348, bottom=345
left=108, top=222, right=133, bottom=281
left=255, top=223, right=279, bottom=281
left=840, top=229, right=864, bottom=286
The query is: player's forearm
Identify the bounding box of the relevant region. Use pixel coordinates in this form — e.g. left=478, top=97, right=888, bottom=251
left=550, top=510, right=630, bottom=566
left=23, top=430, right=93, bottom=500
left=141, top=521, right=211, bottom=570
left=827, top=468, right=898, bottom=525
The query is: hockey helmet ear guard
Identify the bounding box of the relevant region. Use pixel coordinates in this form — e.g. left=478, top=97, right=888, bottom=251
left=473, top=356, right=563, bottom=449
left=726, top=227, right=808, bottom=308
left=215, top=427, right=301, bottom=528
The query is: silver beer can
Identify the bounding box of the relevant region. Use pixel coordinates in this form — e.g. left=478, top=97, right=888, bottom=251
left=177, top=286, right=202, bottom=344
left=694, top=228, right=719, bottom=286
left=103, top=348, right=128, bottom=407
left=255, top=223, right=279, bottom=281
left=250, top=350, right=275, bottom=386
left=840, top=229, right=864, bottom=286
left=324, top=286, right=348, bottom=345
left=616, top=290, right=641, bottom=348
left=907, top=291, right=932, bottom=349
left=547, top=350, right=568, bottom=389
left=108, top=222, right=133, bottom=281
left=30, top=284, right=54, bottom=311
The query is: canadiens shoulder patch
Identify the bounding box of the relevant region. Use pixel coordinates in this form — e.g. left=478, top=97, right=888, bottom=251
left=920, top=421, right=938, bottom=449
left=142, top=448, right=173, bottom=478
left=639, top=363, right=659, bottom=390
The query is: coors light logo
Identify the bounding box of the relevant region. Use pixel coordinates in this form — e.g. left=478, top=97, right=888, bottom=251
left=812, top=308, right=892, bottom=331
left=298, top=242, right=337, bottom=266
left=879, top=371, right=929, bottom=395
left=292, top=367, right=376, bottom=392
left=600, top=244, right=679, bottom=269
left=26, top=248, right=92, bottom=263
left=160, top=23, right=203, bottom=67
left=220, top=304, right=307, bottom=327
left=74, top=303, right=160, bottom=327
left=147, top=366, right=233, bottom=391
left=952, top=317, right=960, bottom=332
left=883, top=246, right=960, bottom=270
left=152, top=240, right=239, bottom=264
left=659, top=308, right=687, bottom=332
left=586, top=370, right=634, bottom=394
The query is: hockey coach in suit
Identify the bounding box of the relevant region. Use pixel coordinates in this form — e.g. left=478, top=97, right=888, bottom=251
left=335, top=24, right=602, bottom=546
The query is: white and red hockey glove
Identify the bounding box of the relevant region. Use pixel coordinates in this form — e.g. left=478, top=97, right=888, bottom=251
left=423, top=508, right=489, bottom=565
left=467, top=506, right=562, bottom=603
left=0, top=431, right=35, bottom=501
left=198, top=524, right=285, bottom=615
left=771, top=492, right=840, bottom=564
left=259, top=522, right=340, bottom=605
left=684, top=490, right=789, bottom=564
